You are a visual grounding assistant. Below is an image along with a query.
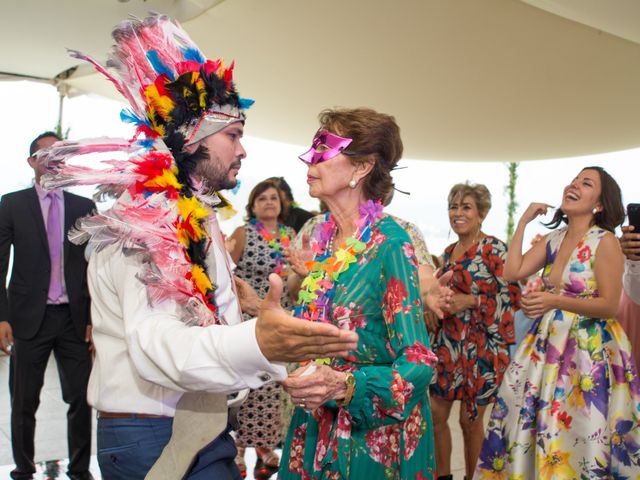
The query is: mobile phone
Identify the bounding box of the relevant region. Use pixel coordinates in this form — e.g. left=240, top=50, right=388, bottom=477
left=628, top=203, right=640, bottom=231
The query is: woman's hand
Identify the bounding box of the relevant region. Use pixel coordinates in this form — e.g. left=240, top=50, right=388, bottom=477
left=284, top=233, right=313, bottom=277
left=282, top=364, right=348, bottom=411
left=443, top=293, right=478, bottom=315
left=521, top=291, right=557, bottom=318
left=519, top=202, right=554, bottom=226
left=424, top=310, right=440, bottom=333
left=425, top=270, right=454, bottom=318
left=620, top=225, right=640, bottom=261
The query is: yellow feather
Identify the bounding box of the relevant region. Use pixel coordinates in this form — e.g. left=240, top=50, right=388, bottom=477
left=144, top=83, right=175, bottom=120
left=191, top=265, right=213, bottom=294
left=176, top=224, right=190, bottom=247
left=195, top=76, right=207, bottom=108
left=177, top=196, right=209, bottom=240
left=144, top=168, right=182, bottom=190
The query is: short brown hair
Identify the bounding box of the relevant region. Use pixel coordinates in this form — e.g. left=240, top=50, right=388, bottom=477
left=318, top=107, right=402, bottom=201
left=447, top=183, right=492, bottom=219
left=245, top=180, right=286, bottom=222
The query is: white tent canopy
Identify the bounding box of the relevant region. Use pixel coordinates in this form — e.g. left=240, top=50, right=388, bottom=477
left=2, top=0, right=640, bottom=161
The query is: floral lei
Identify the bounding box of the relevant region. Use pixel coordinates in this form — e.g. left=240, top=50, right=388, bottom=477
left=250, top=218, right=291, bottom=278
left=294, top=199, right=384, bottom=323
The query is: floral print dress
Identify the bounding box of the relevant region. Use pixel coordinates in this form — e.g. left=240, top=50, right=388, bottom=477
left=474, top=226, right=640, bottom=479
left=430, top=236, right=519, bottom=420
left=234, top=221, right=295, bottom=447
left=279, top=216, right=436, bottom=480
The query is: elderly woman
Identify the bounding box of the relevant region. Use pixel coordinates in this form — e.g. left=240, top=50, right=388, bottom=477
left=474, top=167, right=640, bottom=478
left=279, top=107, right=437, bottom=479
left=228, top=179, right=296, bottom=477
left=430, top=183, right=520, bottom=480
left=291, top=212, right=451, bottom=317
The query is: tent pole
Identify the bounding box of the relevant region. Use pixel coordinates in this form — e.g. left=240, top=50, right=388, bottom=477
left=56, top=88, right=65, bottom=139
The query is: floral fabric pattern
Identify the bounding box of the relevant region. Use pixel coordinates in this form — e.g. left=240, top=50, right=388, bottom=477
left=296, top=214, right=434, bottom=268
left=234, top=221, right=295, bottom=447
left=279, top=217, right=436, bottom=480
left=474, top=226, right=640, bottom=479
left=430, top=236, right=519, bottom=420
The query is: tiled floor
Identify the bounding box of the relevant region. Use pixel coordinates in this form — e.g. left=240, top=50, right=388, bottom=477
left=0, top=352, right=468, bottom=479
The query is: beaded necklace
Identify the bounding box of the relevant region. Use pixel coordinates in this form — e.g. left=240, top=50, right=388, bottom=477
left=250, top=218, right=291, bottom=278
left=294, top=199, right=384, bottom=323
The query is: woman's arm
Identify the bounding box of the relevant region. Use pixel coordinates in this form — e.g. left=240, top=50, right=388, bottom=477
left=286, top=270, right=303, bottom=305
left=228, top=226, right=245, bottom=264
left=504, top=203, right=550, bottom=281
left=284, top=222, right=316, bottom=302
left=471, top=239, right=519, bottom=346
left=343, top=236, right=435, bottom=429
left=522, top=233, right=623, bottom=318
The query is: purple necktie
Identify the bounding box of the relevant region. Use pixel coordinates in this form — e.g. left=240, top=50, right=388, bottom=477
left=46, top=192, right=63, bottom=301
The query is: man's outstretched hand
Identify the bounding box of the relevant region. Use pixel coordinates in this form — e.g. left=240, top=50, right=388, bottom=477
left=256, top=274, right=359, bottom=362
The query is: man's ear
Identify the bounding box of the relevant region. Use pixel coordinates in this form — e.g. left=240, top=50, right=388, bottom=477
left=27, top=155, right=37, bottom=170
left=183, top=142, right=198, bottom=155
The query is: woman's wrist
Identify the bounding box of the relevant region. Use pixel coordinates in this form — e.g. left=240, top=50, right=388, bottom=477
left=336, top=372, right=355, bottom=407
left=468, top=294, right=479, bottom=309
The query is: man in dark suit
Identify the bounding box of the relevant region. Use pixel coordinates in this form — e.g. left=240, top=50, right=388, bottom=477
left=0, top=132, right=96, bottom=480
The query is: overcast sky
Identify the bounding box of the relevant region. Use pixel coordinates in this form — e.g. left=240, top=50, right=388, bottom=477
left=1, top=80, right=637, bottom=255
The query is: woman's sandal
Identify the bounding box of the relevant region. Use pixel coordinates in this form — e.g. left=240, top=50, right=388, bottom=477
left=256, top=448, right=280, bottom=468
left=253, top=448, right=279, bottom=479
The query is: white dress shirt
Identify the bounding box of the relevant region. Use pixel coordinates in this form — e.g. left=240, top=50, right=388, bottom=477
left=86, top=211, right=286, bottom=416
left=623, top=258, right=640, bottom=305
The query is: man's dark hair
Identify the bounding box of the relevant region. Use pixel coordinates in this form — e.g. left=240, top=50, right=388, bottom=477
left=267, top=176, right=294, bottom=202
left=29, top=131, right=62, bottom=156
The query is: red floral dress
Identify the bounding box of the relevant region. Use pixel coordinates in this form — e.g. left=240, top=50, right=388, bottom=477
left=279, top=217, right=436, bottom=480
left=430, top=236, right=520, bottom=420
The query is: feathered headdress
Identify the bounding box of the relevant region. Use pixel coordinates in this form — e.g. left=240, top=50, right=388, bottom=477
left=37, top=13, right=253, bottom=326
left=69, top=13, right=253, bottom=147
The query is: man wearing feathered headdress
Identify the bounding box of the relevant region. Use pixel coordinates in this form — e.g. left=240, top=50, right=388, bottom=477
left=36, top=14, right=358, bottom=479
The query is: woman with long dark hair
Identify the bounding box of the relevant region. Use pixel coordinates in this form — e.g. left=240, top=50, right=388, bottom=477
left=474, top=167, right=640, bottom=478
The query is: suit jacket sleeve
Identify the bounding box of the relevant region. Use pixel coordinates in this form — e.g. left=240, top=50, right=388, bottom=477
left=0, top=195, right=12, bottom=323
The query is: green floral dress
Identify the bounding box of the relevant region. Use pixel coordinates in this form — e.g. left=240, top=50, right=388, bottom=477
left=279, top=216, right=436, bottom=480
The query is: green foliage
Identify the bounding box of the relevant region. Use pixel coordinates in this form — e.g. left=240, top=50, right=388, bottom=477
left=505, top=162, right=519, bottom=243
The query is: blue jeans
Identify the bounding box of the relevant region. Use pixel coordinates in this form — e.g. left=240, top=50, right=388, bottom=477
left=97, top=416, right=241, bottom=480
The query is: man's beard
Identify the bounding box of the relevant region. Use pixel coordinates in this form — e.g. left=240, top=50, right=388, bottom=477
left=192, top=145, right=240, bottom=191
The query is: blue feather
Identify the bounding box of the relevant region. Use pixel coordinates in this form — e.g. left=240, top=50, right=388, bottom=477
left=138, top=138, right=155, bottom=150
left=120, top=108, right=144, bottom=125
left=183, top=47, right=205, bottom=63
left=238, top=97, right=255, bottom=109
left=231, top=179, right=242, bottom=195
left=146, top=50, right=174, bottom=80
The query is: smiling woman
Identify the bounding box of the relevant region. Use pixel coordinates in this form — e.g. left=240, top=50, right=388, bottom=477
left=474, top=167, right=640, bottom=479
left=429, top=182, right=520, bottom=480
